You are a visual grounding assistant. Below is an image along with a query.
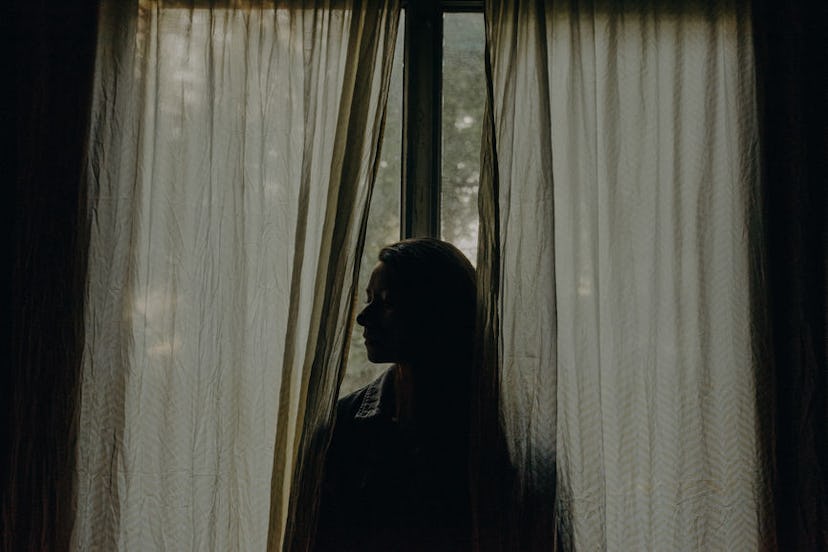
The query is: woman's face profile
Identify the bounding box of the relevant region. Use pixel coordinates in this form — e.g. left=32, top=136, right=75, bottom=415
left=355, top=262, right=410, bottom=364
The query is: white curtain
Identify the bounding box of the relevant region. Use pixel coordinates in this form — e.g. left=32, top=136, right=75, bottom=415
left=75, top=1, right=399, bottom=549
left=481, top=0, right=767, bottom=549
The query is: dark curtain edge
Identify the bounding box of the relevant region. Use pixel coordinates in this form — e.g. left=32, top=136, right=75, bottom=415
left=752, top=0, right=828, bottom=550
left=7, top=1, right=99, bottom=551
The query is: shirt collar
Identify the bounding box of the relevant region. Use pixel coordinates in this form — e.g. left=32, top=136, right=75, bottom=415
left=354, top=367, right=396, bottom=420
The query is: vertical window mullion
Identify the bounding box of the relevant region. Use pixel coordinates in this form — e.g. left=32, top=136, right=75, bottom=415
left=402, top=0, right=442, bottom=238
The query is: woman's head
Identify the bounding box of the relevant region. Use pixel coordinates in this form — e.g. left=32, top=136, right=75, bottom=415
left=356, top=238, right=476, bottom=367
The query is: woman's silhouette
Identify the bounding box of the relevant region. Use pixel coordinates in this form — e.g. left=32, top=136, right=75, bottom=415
left=315, top=238, right=476, bottom=551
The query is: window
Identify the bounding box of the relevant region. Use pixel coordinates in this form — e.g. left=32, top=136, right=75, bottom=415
left=342, top=0, right=485, bottom=395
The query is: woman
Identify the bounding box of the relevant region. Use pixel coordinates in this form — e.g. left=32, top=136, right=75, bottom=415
left=315, top=238, right=477, bottom=551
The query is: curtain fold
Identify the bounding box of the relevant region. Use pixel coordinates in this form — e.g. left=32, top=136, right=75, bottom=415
left=475, top=2, right=558, bottom=550
left=479, top=1, right=766, bottom=549
left=272, top=4, right=401, bottom=550
left=75, top=1, right=398, bottom=549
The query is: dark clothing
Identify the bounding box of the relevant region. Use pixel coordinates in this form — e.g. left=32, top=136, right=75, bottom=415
left=315, top=368, right=472, bottom=551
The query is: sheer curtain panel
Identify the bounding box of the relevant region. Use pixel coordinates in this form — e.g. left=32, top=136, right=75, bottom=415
left=75, top=1, right=399, bottom=549
left=480, top=0, right=767, bottom=549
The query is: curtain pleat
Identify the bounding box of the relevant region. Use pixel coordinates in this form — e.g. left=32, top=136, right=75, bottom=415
left=475, top=2, right=558, bottom=550
left=479, top=1, right=767, bottom=549
left=272, top=5, right=401, bottom=550
left=74, top=2, right=398, bottom=550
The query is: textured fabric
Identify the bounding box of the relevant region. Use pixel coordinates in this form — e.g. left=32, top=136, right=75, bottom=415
left=74, top=2, right=399, bottom=550
left=480, top=1, right=766, bottom=549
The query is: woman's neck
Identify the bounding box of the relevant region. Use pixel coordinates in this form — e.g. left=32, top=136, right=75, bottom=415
left=393, top=359, right=458, bottom=426
left=392, top=359, right=470, bottom=450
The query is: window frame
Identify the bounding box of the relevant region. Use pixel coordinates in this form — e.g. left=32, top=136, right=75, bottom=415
left=400, top=0, right=484, bottom=239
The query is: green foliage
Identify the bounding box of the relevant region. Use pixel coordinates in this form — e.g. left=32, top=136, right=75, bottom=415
left=441, top=13, right=485, bottom=263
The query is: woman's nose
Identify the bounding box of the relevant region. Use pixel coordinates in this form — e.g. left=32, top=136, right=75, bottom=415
left=355, top=305, right=368, bottom=327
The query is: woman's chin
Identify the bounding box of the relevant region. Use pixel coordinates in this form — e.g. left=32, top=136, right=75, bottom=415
left=365, top=345, right=392, bottom=364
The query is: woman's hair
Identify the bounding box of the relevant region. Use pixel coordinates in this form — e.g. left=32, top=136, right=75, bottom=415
left=377, top=238, right=476, bottom=364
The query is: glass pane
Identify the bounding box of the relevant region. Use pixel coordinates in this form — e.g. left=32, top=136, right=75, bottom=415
left=340, top=13, right=404, bottom=397
left=441, top=12, right=485, bottom=266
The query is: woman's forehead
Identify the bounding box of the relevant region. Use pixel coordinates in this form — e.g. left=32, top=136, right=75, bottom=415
left=368, top=261, right=412, bottom=300
left=367, top=262, right=392, bottom=290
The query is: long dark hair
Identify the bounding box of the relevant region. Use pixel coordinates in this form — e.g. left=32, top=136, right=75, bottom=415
left=377, top=238, right=476, bottom=374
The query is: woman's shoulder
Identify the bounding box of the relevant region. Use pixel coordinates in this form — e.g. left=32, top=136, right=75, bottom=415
left=325, top=368, right=394, bottom=465
left=335, top=367, right=395, bottom=425
left=333, top=384, right=370, bottom=427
